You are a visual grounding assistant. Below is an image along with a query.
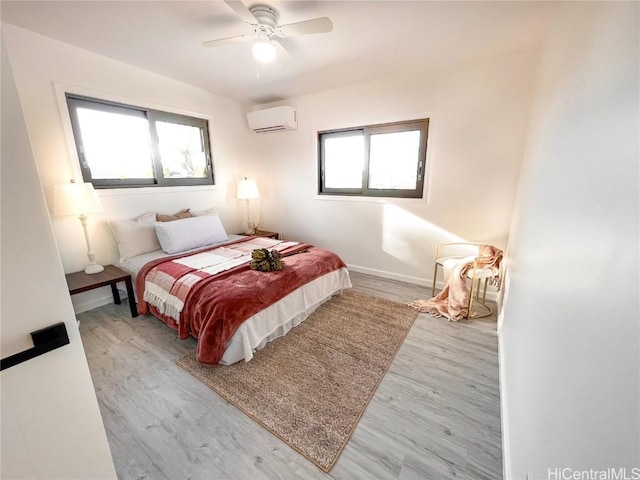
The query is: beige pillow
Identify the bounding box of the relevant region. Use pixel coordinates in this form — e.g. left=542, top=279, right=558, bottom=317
left=109, top=212, right=161, bottom=262
left=156, top=208, right=193, bottom=222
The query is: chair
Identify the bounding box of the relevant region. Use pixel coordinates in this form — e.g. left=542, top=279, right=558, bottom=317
left=432, top=243, right=500, bottom=319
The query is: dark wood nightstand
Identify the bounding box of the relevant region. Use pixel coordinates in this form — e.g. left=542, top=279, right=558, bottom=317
left=237, top=230, right=279, bottom=239
left=65, top=265, right=138, bottom=317
left=254, top=229, right=279, bottom=239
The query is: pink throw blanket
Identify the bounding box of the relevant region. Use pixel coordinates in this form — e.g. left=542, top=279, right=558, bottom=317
left=409, top=245, right=503, bottom=321
left=136, top=237, right=346, bottom=365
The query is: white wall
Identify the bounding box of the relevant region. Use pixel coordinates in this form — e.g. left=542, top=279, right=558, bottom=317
left=1, top=23, right=254, bottom=312
left=1, top=22, right=539, bottom=300
left=499, top=2, right=639, bottom=478
left=1, top=40, right=116, bottom=480
left=244, top=51, right=539, bottom=285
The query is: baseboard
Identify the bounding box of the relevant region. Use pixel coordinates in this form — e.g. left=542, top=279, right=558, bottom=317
left=346, top=263, right=499, bottom=301
left=497, top=272, right=511, bottom=480
left=70, top=288, right=128, bottom=314
left=346, top=264, right=434, bottom=287
left=498, top=330, right=512, bottom=480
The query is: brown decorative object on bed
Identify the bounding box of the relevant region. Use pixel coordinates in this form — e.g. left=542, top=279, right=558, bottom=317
left=136, top=236, right=347, bottom=365
left=156, top=208, right=193, bottom=222
left=249, top=248, right=283, bottom=272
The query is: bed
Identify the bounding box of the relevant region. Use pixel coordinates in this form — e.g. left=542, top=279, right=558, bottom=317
left=112, top=212, right=351, bottom=366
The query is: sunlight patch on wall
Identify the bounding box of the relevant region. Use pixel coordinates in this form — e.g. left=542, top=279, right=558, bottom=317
left=381, top=203, right=465, bottom=264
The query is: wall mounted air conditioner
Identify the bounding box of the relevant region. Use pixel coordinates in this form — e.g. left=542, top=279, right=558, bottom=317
left=247, top=106, right=297, bottom=133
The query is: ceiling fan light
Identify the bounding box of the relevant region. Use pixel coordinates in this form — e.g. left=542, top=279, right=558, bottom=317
left=252, top=39, right=277, bottom=63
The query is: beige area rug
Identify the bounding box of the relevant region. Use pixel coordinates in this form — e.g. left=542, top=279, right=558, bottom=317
left=175, top=289, right=419, bottom=472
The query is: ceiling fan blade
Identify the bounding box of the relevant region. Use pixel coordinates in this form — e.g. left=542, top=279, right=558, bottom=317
left=224, top=0, right=257, bottom=24
left=272, top=39, right=291, bottom=59
left=202, top=34, right=253, bottom=48
left=277, top=17, right=333, bottom=37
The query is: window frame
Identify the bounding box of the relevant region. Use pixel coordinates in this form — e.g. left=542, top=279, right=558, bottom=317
left=318, top=118, right=429, bottom=199
left=66, top=94, right=214, bottom=189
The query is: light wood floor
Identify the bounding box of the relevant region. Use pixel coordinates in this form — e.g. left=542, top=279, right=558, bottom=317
left=78, top=272, right=502, bottom=480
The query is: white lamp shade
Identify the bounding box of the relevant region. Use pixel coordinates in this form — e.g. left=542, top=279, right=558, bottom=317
left=237, top=179, right=260, bottom=200
left=53, top=182, right=104, bottom=216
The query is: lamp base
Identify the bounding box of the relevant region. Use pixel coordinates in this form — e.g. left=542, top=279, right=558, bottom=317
left=84, top=263, right=105, bottom=275
left=245, top=221, right=257, bottom=235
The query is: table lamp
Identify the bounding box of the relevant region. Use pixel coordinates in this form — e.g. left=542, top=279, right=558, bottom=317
left=53, top=181, right=104, bottom=274
left=237, top=177, right=260, bottom=234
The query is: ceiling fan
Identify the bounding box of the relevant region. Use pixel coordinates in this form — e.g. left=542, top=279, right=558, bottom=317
left=203, top=0, right=333, bottom=63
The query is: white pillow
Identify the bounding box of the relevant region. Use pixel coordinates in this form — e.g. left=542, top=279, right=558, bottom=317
left=155, top=214, right=228, bottom=254
left=109, top=212, right=161, bottom=262
left=192, top=206, right=220, bottom=217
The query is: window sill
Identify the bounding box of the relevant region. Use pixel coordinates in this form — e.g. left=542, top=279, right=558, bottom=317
left=313, top=194, right=427, bottom=205
left=96, top=184, right=219, bottom=197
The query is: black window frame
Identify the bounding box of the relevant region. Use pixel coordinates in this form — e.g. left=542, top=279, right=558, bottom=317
left=66, top=94, right=214, bottom=189
left=318, top=118, right=429, bottom=198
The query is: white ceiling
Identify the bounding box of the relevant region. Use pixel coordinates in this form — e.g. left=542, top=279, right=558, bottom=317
left=1, top=1, right=554, bottom=106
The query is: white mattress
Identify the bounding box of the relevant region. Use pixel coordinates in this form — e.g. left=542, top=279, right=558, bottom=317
left=118, top=237, right=352, bottom=365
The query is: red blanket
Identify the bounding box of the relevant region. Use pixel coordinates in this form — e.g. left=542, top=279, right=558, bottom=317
left=136, top=238, right=346, bottom=365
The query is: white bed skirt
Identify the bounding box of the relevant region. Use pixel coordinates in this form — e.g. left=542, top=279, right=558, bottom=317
left=220, top=267, right=352, bottom=365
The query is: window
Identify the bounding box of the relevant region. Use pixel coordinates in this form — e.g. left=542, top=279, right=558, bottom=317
left=318, top=119, right=429, bottom=198
left=66, top=94, right=213, bottom=188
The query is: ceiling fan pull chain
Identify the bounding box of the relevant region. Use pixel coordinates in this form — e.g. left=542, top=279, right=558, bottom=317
left=255, top=61, right=277, bottom=80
